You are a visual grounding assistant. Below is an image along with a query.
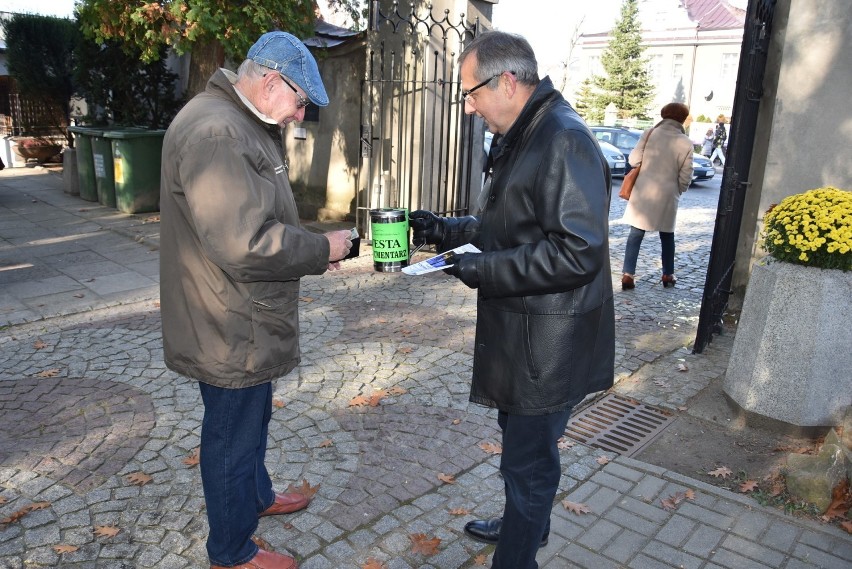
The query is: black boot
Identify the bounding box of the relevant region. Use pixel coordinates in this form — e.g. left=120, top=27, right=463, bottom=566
left=463, top=517, right=549, bottom=547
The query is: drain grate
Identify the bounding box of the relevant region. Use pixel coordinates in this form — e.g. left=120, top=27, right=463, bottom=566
left=565, top=393, right=674, bottom=457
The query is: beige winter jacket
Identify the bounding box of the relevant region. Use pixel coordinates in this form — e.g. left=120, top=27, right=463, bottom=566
left=159, top=69, right=329, bottom=388
left=622, top=119, right=694, bottom=233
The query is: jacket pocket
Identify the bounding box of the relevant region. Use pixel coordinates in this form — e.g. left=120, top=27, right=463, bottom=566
left=247, top=289, right=300, bottom=373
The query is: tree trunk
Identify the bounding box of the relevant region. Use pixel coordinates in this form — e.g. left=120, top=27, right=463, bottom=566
left=186, top=38, right=226, bottom=100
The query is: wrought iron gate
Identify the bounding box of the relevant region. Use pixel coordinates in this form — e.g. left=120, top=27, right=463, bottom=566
left=356, top=1, right=484, bottom=236
left=693, top=0, right=777, bottom=353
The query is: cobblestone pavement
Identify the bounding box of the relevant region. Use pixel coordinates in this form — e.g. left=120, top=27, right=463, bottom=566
left=1, top=169, right=850, bottom=568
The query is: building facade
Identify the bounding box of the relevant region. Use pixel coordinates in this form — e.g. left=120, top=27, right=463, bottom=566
left=572, top=0, right=746, bottom=129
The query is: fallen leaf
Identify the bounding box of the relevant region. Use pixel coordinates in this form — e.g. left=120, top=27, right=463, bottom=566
left=28, top=502, right=50, bottom=511
left=739, top=480, right=759, bottom=493
left=93, top=525, right=121, bottom=538
left=35, top=368, right=60, bottom=378
left=596, top=455, right=611, bottom=465
left=183, top=448, right=200, bottom=467
left=73, top=293, right=85, bottom=298
left=677, top=363, right=689, bottom=372
left=251, top=535, right=271, bottom=551
left=557, top=437, right=576, bottom=450
left=437, top=473, right=456, bottom=484
left=409, top=533, right=441, bottom=555
left=0, top=507, right=30, bottom=525
left=362, top=558, right=387, bottom=569
left=448, top=508, right=470, bottom=515
left=387, top=387, right=407, bottom=395
left=561, top=500, right=591, bottom=515
left=34, top=340, right=48, bottom=350
left=841, top=520, right=852, bottom=534
left=367, top=390, right=388, bottom=406
left=272, top=399, right=285, bottom=408
left=286, top=479, right=319, bottom=499
left=660, top=491, right=691, bottom=511
left=125, top=471, right=153, bottom=486
left=400, top=329, right=412, bottom=336
left=707, top=466, right=733, bottom=479
left=770, top=482, right=785, bottom=497
left=282, top=521, right=294, bottom=530
left=660, top=497, right=678, bottom=511
left=299, top=296, right=314, bottom=303
left=0, top=496, right=6, bottom=505
left=398, top=347, right=413, bottom=354
left=479, top=442, right=502, bottom=455
left=53, top=544, right=79, bottom=554
left=653, top=379, right=669, bottom=388
left=349, top=395, right=370, bottom=407
left=474, top=553, right=488, bottom=565
left=452, top=419, right=461, bottom=425
left=318, top=439, right=333, bottom=448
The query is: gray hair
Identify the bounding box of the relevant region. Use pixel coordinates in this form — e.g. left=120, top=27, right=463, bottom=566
left=237, top=59, right=269, bottom=80
left=459, top=31, right=539, bottom=89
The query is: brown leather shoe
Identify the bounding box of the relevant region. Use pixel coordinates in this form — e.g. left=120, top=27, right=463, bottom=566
left=259, top=492, right=309, bottom=517
left=621, top=273, right=635, bottom=290
left=210, top=548, right=297, bottom=569
left=661, top=274, right=677, bottom=288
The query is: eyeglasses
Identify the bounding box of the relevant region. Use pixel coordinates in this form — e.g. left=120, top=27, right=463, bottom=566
left=265, top=72, right=310, bottom=109
left=279, top=74, right=310, bottom=109
left=460, top=71, right=512, bottom=104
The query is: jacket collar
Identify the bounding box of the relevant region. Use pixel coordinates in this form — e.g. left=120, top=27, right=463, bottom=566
left=206, top=69, right=279, bottom=132
left=491, top=76, right=561, bottom=160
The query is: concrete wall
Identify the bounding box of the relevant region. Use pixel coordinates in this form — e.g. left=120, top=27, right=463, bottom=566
left=285, top=38, right=366, bottom=222
left=731, top=0, right=852, bottom=305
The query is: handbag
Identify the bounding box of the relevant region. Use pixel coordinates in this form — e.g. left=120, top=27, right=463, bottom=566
left=618, top=126, right=657, bottom=200
left=619, top=166, right=640, bottom=200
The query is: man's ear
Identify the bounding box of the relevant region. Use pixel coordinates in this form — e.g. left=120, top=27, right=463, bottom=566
left=502, top=73, right=517, bottom=98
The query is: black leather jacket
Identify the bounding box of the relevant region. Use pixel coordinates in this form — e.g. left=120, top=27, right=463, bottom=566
left=439, top=78, right=615, bottom=415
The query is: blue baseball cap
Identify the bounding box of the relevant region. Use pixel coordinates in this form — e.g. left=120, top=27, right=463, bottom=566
left=247, top=31, right=329, bottom=107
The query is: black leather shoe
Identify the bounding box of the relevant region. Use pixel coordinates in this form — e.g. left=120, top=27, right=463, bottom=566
left=463, top=517, right=549, bottom=547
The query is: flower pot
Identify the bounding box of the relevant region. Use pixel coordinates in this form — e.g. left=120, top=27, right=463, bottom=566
left=724, top=257, right=852, bottom=427
left=13, top=144, right=62, bottom=163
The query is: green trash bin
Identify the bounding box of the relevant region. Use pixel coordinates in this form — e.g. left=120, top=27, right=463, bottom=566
left=68, top=126, right=99, bottom=202
left=91, top=130, right=116, bottom=208
left=105, top=129, right=166, bottom=214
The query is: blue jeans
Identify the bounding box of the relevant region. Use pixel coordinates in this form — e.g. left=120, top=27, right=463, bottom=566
left=198, top=381, right=276, bottom=566
left=492, top=408, right=573, bottom=569
left=622, top=226, right=675, bottom=276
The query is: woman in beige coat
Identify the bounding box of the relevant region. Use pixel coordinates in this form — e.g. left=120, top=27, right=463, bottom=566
left=621, top=102, right=694, bottom=289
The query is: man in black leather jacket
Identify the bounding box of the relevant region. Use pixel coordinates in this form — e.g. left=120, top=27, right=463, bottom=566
left=410, top=31, right=614, bottom=569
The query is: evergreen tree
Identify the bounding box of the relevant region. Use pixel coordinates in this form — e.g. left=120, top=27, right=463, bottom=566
left=581, top=0, right=655, bottom=122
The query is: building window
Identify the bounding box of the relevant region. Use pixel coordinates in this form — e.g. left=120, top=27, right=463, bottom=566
left=671, top=54, right=684, bottom=81
left=588, top=55, right=602, bottom=76
left=647, top=54, right=663, bottom=83
left=721, top=52, right=738, bottom=80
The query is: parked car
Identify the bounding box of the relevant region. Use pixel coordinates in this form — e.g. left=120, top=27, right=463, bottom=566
left=597, top=139, right=626, bottom=177
left=590, top=126, right=643, bottom=173
left=691, top=153, right=716, bottom=182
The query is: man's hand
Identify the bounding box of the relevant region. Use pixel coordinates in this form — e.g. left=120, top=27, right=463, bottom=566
left=409, top=210, right=446, bottom=246
left=443, top=253, right=480, bottom=289
left=325, top=229, right=352, bottom=262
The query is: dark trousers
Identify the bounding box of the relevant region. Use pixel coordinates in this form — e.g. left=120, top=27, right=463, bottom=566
left=492, top=407, right=573, bottom=569
left=198, top=381, right=276, bottom=566
left=622, top=226, right=675, bottom=276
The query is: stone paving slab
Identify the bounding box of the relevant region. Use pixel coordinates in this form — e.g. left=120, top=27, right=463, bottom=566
left=1, top=168, right=849, bottom=568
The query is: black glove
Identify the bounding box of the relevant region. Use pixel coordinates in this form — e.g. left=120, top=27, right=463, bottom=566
left=409, top=210, right=446, bottom=246
left=443, top=253, right=480, bottom=289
